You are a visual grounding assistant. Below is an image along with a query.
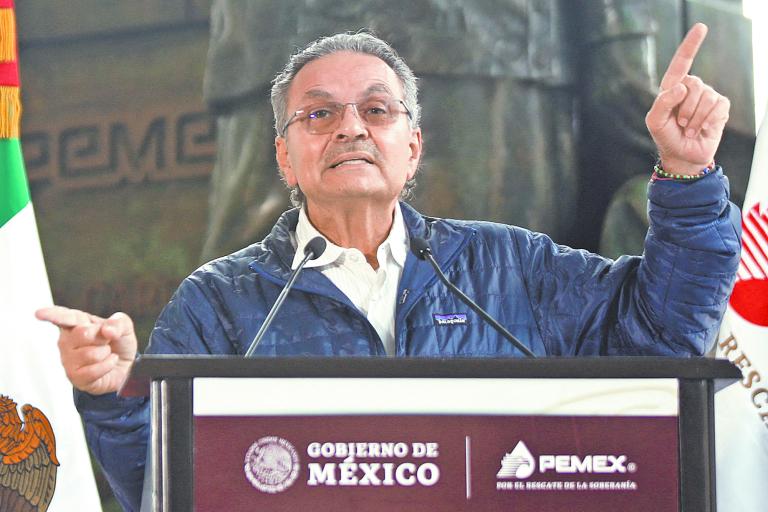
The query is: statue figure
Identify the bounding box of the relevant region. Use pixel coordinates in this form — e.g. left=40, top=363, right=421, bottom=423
left=200, top=0, right=753, bottom=261
left=201, top=0, right=578, bottom=261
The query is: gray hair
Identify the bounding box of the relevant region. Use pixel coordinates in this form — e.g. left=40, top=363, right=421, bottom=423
left=270, top=32, right=421, bottom=206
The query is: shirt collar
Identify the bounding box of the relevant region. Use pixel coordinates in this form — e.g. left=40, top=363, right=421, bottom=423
left=291, top=203, right=409, bottom=270
left=386, top=203, right=408, bottom=267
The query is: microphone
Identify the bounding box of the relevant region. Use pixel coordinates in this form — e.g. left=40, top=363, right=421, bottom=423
left=410, top=237, right=536, bottom=358
left=244, top=236, right=327, bottom=357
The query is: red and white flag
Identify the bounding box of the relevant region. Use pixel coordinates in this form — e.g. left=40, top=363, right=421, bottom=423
left=715, top=107, right=768, bottom=512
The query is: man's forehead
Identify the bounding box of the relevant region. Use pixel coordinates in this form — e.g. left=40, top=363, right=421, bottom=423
left=301, top=83, right=396, bottom=100
left=289, top=52, right=403, bottom=103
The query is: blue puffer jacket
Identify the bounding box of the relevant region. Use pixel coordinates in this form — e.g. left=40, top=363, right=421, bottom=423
left=77, top=170, right=740, bottom=511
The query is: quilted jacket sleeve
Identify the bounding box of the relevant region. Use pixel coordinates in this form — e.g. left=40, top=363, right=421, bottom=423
left=514, top=169, right=741, bottom=356
left=74, top=391, right=149, bottom=512
left=74, top=276, right=232, bottom=512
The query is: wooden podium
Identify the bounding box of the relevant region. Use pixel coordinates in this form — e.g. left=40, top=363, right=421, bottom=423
left=122, top=356, right=739, bottom=512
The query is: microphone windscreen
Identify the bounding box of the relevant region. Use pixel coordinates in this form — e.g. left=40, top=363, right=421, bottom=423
left=410, top=237, right=431, bottom=260
left=304, top=236, right=327, bottom=259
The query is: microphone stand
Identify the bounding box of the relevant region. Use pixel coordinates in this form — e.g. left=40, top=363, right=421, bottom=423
left=411, top=237, right=536, bottom=358
left=244, top=237, right=326, bottom=357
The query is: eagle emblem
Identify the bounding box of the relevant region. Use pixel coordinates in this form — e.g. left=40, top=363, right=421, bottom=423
left=0, top=395, right=58, bottom=512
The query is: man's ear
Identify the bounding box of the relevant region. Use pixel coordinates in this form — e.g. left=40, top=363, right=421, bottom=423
left=275, top=136, right=297, bottom=186
left=407, top=128, right=423, bottom=180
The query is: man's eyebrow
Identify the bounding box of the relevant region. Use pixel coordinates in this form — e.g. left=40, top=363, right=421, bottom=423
left=298, top=84, right=396, bottom=103
left=300, top=89, right=334, bottom=101
left=362, top=84, right=394, bottom=97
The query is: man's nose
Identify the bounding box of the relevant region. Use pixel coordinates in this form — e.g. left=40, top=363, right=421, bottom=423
left=334, top=103, right=368, bottom=140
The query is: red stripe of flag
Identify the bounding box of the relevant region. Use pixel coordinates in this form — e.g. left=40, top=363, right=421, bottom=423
left=0, top=61, right=19, bottom=86
left=740, top=245, right=763, bottom=278
left=0, top=1, right=15, bottom=8
left=746, top=208, right=768, bottom=247
left=742, top=232, right=767, bottom=277
left=744, top=217, right=768, bottom=264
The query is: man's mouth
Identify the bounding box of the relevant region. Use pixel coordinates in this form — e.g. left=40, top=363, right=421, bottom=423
left=329, top=155, right=374, bottom=168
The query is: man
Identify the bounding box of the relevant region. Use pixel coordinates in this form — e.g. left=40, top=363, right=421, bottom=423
left=37, top=26, right=739, bottom=511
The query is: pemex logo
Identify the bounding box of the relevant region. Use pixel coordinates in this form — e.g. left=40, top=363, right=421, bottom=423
left=496, top=441, right=536, bottom=479
left=730, top=202, right=768, bottom=327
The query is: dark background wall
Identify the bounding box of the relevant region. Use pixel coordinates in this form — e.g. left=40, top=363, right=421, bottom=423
left=18, top=1, right=214, bottom=344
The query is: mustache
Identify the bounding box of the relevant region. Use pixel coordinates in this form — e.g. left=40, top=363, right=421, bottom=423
left=323, top=141, right=382, bottom=167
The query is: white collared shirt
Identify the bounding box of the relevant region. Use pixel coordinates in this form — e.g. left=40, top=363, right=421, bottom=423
left=291, top=204, right=408, bottom=355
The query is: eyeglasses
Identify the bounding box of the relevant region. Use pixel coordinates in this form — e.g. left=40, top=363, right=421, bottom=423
left=281, top=98, right=413, bottom=136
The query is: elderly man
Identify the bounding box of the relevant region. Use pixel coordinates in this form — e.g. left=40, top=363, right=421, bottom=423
left=37, top=26, right=738, bottom=511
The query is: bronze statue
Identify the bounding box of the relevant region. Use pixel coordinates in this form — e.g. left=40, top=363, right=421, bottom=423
left=200, top=0, right=753, bottom=261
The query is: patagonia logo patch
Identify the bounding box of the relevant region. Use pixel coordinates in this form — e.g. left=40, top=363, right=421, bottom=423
left=433, top=313, right=468, bottom=326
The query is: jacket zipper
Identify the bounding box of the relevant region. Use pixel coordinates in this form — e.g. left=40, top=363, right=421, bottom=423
left=394, top=229, right=477, bottom=353
left=249, top=265, right=387, bottom=355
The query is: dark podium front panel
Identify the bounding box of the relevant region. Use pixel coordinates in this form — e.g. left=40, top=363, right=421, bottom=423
left=122, top=356, right=740, bottom=512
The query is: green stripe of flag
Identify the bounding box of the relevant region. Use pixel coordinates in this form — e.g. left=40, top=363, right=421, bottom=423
left=0, top=138, right=30, bottom=228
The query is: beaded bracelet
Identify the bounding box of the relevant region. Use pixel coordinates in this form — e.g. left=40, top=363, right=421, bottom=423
left=652, top=161, right=715, bottom=182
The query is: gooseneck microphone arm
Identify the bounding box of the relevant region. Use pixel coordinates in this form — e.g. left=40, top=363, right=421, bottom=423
left=244, top=236, right=327, bottom=358
left=410, top=237, right=536, bottom=358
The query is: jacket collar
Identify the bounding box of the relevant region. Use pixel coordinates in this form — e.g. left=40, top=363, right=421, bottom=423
left=248, top=202, right=475, bottom=296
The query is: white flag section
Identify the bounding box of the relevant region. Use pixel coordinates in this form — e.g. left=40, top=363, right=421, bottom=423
left=0, top=203, right=102, bottom=511
left=715, top=108, right=768, bottom=512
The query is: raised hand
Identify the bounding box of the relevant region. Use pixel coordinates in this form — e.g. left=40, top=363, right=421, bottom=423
left=35, top=306, right=137, bottom=395
left=645, top=23, right=730, bottom=175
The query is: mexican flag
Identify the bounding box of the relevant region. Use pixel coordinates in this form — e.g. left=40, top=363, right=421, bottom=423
left=715, top=105, right=768, bottom=512
left=0, top=1, right=102, bottom=510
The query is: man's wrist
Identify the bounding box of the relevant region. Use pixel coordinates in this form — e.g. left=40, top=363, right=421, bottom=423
left=653, top=159, right=715, bottom=181
left=658, top=156, right=714, bottom=176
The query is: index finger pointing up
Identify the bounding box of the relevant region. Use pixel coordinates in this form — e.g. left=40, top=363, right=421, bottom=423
left=660, top=23, right=708, bottom=90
